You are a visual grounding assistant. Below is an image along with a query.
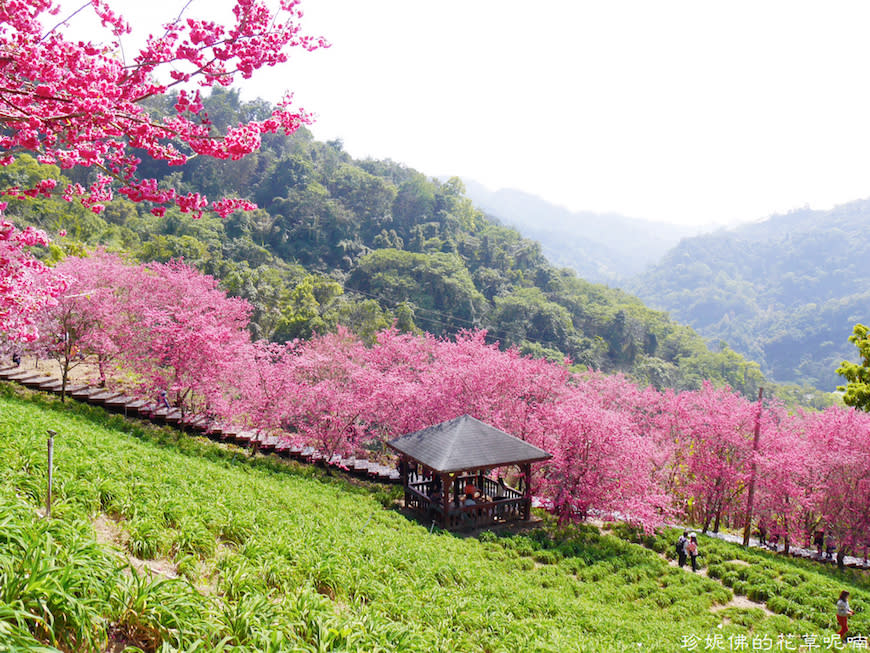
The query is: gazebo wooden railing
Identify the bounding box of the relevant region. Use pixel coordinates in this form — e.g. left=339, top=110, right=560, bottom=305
left=405, top=484, right=529, bottom=529
left=405, top=473, right=529, bottom=529
left=408, top=474, right=522, bottom=501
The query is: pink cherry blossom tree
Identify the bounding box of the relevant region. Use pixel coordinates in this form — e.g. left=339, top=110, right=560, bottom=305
left=117, top=259, right=253, bottom=416
left=221, top=339, right=301, bottom=432
left=27, top=251, right=254, bottom=415
left=660, top=383, right=759, bottom=533
left=795, top=407, right=870, bottom=565
left=25, top=250, right=133, bottom=397
left=535, top=392, right=669, bottom=527
left=0, top=219, right=66, bottom=341
left=0, top=0, right=324, bottom=338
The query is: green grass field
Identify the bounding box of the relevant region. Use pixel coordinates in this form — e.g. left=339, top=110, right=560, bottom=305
left=0, top=384, right=865, bottom=652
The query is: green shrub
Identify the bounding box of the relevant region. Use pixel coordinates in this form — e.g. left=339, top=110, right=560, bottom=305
left=721, top=607, right=766, bottom=628
left=171, top=518, right=216, bottom=558
left=219, top=516, right=254, bottom=546
left=649, top=537, right=667, bottom=554
left=174, top=553, right=199, bottom=581
left=127, top=519, right=165, bottom=560
left=373, top=489, right=395, bottom=508
left=533, top=550, right=559, bottom=565
left=706, top=563, right=724, bottom=579
left=477, top=530, right=497, bottom=543
left=515, top=557, right=535, bottom=571
left=747, top=582, right=774, bottom=603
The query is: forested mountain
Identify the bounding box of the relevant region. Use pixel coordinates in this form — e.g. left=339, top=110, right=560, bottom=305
left=628, top=202, right=870, bottom=390
left=2, top=88, right=820, bottom=401
left=459, top=180, right=704, bottom=283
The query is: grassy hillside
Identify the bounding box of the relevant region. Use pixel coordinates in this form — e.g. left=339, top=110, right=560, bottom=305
left=0, top=385, right=866, bottom=651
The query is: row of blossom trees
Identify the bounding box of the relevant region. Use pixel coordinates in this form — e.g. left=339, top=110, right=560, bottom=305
left=17, top=251, right=870, bottom=561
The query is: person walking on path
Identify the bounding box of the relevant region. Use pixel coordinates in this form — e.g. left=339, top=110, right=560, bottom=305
left=814, top=530, right=824, bottom=558
left=676, top=530, right=688, bottom=568
left=686, top=533, right=700, bottom=572
left=837, top=590, right=854, bottom=642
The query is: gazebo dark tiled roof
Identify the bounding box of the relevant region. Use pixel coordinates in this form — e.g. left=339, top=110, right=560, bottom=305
left=386, top=414, right=551, bottom=474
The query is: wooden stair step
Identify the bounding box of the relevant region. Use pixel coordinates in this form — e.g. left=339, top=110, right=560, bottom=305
left=19, top=375, right=56, bottom=388
left=102, top=395, right=132, bottom=406
left=164, top=410, right=183, bottom=424
left=3, top=370, right=46, bottom=382
left=70, top=387, right=100, bottom=399
left=35, top=378, right=64, bottom=390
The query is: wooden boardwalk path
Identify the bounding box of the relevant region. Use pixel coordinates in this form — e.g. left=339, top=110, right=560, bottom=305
left=0, top=365, right=400, bottom=484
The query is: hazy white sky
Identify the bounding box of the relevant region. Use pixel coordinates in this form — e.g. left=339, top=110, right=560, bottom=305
left=64, top=0, right=870, bottom=226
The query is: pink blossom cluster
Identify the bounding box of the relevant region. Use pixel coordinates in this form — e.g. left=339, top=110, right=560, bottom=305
left=0, top=0, right=325, bottom=215
left=0, top=220, right=66, bottom=340
left=0, top=178, right=57, bottom=200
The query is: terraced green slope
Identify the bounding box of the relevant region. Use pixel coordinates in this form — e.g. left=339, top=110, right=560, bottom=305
left=0, top=386, right=854, bottom=651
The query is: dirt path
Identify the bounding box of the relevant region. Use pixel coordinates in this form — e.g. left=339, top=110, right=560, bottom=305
left=586, top=519, right=775, bottom=616
left=92, top=514, right=178, bottom=580
left=712, top=593, right=776, bottom=615
left=662, top=550, right=776, bottom=616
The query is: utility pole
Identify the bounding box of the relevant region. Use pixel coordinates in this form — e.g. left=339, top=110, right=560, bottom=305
left=742, top=388, right=764, bottom=546
left=46, top=429, right=57, bottom=519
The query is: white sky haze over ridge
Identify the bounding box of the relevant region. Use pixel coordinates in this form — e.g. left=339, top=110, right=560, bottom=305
left=59, top=0, right=870, bottom=226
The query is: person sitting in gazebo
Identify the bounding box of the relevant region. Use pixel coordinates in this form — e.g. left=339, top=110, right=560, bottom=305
left=458, top=492, right=478, bottom=525
left=464, top=482, right=479, bottom=499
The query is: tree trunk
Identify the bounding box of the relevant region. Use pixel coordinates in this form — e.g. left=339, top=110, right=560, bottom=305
left=702, top=507, right=712, bottom=534
left=60, top=359, right=69, bottom=403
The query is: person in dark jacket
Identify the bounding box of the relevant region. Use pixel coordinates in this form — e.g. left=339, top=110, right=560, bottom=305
left=676, top=530, right=688, bottom=568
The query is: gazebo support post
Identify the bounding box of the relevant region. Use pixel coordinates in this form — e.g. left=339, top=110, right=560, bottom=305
left=441, top=473, right=452, bottom=529
left=521, top=463, right=532, bottom=521
left=452, top=474, right=461, bottom=508
left=400, top=456, right=409, bottom=489
left=399, top=456, right=410, bottom=510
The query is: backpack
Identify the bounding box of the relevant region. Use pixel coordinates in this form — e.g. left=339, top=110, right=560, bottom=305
left=676, top=537, right=685, bottom=554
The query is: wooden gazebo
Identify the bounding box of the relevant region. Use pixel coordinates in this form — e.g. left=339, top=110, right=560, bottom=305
left=387, top=415, right=552, bottom=529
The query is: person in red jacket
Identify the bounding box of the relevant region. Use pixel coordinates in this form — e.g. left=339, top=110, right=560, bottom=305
left=837, top=590, right=854, bottom=642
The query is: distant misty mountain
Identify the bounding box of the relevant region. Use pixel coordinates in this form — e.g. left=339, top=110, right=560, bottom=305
left=459, top=179, right=705, bottom=284
left=627, top=200, right=870, bottom=390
